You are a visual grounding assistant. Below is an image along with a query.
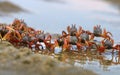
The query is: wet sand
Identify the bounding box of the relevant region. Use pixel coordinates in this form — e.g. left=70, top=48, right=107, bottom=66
left=0, top=41, right=97, bottom=75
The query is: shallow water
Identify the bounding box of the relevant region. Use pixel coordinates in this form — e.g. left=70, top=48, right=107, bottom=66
left=0, top=0, right=120, bottom=75
left=55, top=51, right=120, bottom=75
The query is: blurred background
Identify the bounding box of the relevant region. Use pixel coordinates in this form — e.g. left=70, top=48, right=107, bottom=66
left=0, top=0, right=120, bottom=41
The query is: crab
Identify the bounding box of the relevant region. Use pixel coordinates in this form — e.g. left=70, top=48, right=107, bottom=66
left=67, top=24, right=77, bottom=36
left=0, top=25, right=22, bottom=46
left=35, top=33, right=47, bottom=52
left=61, top=30, right=69, bottom=38
left=61, top=25, right=83, bottom=51
left=43, top=34, right=56, bottom=53
left=53, top=38, right=63, bottom=54
left=61, top=34, right=84, bottom=52
left=20, top=33, right=30, bottom=47
left=78, top=30, right=94, bottom=43
left=19, top=32, right=43, bottom=53
left=93, top=25, right=102, bottom=36
left=12, top=19, right=35, bottom=34
left=2, top=25, right=22, bottom=40
left=97, top=38, right=114, bottom=54
left=68, top=35, right=80, bottom=51
left=93, top=25, right=112, bottom=39
left=62, top=25, right=95, bottom=52
left=61, top=24, right=82, bottom=38
left=101, top=38, right=114, bottom=49
left=8, top=32, right=21, bottom=46
left=0, top=24, right=9, bottom=41
left=61, top=31, right=78, bottom=51
left=36, top=32, right=46, bottom=42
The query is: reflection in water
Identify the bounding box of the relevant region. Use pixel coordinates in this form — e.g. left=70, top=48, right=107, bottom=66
left=0, top=1, right=24, bottom=16
left=53, top=50, right=120, bottom=75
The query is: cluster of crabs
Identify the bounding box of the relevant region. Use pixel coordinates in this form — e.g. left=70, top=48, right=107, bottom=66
left=0, top=19, right=120, bottom=55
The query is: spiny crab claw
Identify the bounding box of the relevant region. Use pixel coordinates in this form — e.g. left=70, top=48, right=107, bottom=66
left=12, top=18, right=21, bottom=25
left=62, top=38, right=69, bottom=52
left=62, top=31, right=68, bottom=38
left=98, top=46, right=106, bottom=55
left=45, top=34, right=52, bottom=41
left=76, top=42, right=83, bottom=51
left=76, top=26, right=83, bottom=37
left=67, top=24, right=77, bottom=36
left=113, top=44, right=120, bottom=54
left=93, top=25, right=102, bottom=36
left=102, top=28, right=113, bottom=39
left=114, top=44, right=120, bottom=50
left=67, top=25, right=70, bottom=34
left=6, top=26, right=15, bottom=31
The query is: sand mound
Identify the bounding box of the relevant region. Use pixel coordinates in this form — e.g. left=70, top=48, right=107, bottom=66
left=0, top=41, right=97, bottom=75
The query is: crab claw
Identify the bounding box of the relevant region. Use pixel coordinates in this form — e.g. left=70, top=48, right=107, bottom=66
left=2, top=30, right=21, bottom=41
left=6, top=26, right=15, bottom=31
left=63, top=38, right=69, bottom=52
left=98, top=46, right=105, bottom=55
left=102, top=28, right=113, bottom=39
left=114, top=44, right=120, bottom=50
left=12, top=18, right=21, bottom=25
left=113, top=44, right=120, bottom=55
left=76, top=26, right=83, bottom=37
left=67, top=25, right=70, bottom=34
left=90, top=33, right=94, bottom=41
left=76, top=42, right=83, bottom=51
left=85, top=41, right=98, bottom=51
left=45, top=34, right=52, bottom=41
left=2, top=31, right=11, bottom=40
left=101, top=38, right=114, bottom=49
left=86, top=30, right=92, bottom=35
left=62, top=31, right=68, bottom=38
left=0, top=33, right=2, bottom=39
left=15, top=31, right=22, bottom=40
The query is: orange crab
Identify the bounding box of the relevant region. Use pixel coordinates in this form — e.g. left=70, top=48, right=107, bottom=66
left=97, top=38, right=114, bottom=54
left=93, top=25, right=112, bottom=39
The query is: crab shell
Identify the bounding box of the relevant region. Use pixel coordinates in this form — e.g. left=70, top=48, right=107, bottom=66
left=93, top=25, right=102, bottom=36
left=80, top=33, right=89, bottom=43
left=67, top=24, right=77, bottom=36
left=103, top=39, right=113, bottom=49
left=69, top=36, right=78, bottom=45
